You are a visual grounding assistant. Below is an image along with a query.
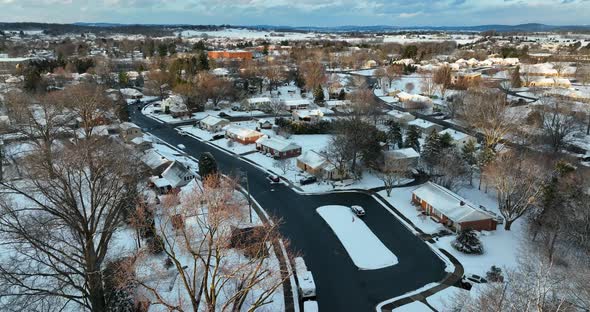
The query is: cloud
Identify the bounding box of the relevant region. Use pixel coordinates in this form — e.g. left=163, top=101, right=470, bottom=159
left=398, top=11, right=422, bottom=18
left=0, top=0, right=587, bottom=26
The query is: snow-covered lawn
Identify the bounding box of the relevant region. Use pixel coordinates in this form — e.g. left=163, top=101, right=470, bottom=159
left=142, top=103, right=196, bottom=124
left=380, top=183, right=525, bottom=277
left=426, top=285, right=469, bottom=310
left=316, top=205, right=398, bottom=270
left=210, top=138, right=257, bottom=155
left=176, top=125, right=218, bottom=141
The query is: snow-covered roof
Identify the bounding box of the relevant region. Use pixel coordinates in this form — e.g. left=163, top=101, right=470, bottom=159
left=293, top=109, right=324, bottom=119
left=141, top=149, right=171, bottom=170
left=325, top=100, right=351, bottom=107
left=386, top=148, right=419, bottom=159
left=131, top=135, right=152, bottom=145
left=256, top=136, right=301, bottom=152
left=224, top=126, right=262, bottom=139
left=211, top=68, right=229, bottom=76
left=439, top=129, right=473, bottom=142
left=396, top=91, right=432, bottom=103
left=161, top=161, right=193, bottom=188
left=200, top=115, right=229, bottom=127
left=412, top=182, right=494, bottom=223
left=407, top=118, right=438, bottom=129
left=119, top=88, right=143, bottom=97
left=120, top=122, right=140, bottom=130
left=283, top=99, right=312, bottom=106
left=387, top=110, right=415, bottom=121
left=247, top=97, right=272, bottom=104
left=297, top=150, right=328, bottom=170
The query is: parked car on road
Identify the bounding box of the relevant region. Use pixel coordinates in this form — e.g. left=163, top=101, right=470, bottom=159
left=177, top=144, right=186, bottom=150
left=267, top=174, right=280, bottom=184
left=299, top=176, right=317, bottom=185
left=350, top=205, right=365, bottom=217
left=218, top=112, right=230, bottom=118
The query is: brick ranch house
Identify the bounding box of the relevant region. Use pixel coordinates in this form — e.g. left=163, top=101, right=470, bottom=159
left=411, top=182, right=498, bottom=231
left=255, top=136, right=302, bottom=159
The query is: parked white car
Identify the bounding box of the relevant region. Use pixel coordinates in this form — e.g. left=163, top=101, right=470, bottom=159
left=351, top=205, right=365, bottom=217
left=177, top=144, right=186, bottom=150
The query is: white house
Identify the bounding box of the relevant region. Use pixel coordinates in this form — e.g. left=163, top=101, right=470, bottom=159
left=386, top=110, right=416, bottom=125
left=439, top=128, right=477, bottom=149
left=283, top=99, right=312, bottom=111
left=150, top=161, right=196, bottom=194
left=292, top=109, right=324, bottom=123
left=199, top=115, right=230, bottom=132
left=255, top=136, right=302, bottom=159
left=407, top=119, right=444, bottom=135
left=162, top=95, right=188, bottom=117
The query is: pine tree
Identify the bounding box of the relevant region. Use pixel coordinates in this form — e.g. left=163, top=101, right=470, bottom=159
left=421, top=130, right=442, bottom=167
left=511, top=65, right=523, bottom=88
left=387, top=121, right=404, bottom=149
left=118, top=71, right=129, bottom=87
left=198, top=152, right=218, bottom=178
left=198, top=52, right=209, bottom=71
left=313, top=85, right=325, bottom=103
left=452, top=229, right=483, bottom=254
left=461, top=140, right=477, bottom=165
left=404, top=125, right=421, bottom=152
left=338, top=88, right=346, bottom=100
left=439, top=132, right=454, bottom=149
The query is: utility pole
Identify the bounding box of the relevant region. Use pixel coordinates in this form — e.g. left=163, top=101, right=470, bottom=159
left=243, top=171, right=252, bottom=223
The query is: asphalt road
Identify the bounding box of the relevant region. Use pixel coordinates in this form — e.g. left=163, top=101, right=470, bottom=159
left=129, top=105, right=446, bottom=312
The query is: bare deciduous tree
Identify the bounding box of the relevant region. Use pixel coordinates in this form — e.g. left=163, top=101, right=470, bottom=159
left=127, top=175, right=291, bottom=312
left=377, top=156, right=412, bottom=197
left=485, top=152, right=545, bottom=230
left=463, top=88, right=516, bottom=150
left=0, top=139, right=140, bottom=311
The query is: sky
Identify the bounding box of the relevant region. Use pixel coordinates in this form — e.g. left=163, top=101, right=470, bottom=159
left=0, top=0, right=589, bottom=27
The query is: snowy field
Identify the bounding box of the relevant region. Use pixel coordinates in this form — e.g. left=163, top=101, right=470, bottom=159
left=380, top=183, right=525, bottom=278
left=316, top=205, right=398, bottom=270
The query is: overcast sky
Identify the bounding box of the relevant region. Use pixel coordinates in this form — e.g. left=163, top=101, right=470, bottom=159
left=0, top=0, right=589, bottom=27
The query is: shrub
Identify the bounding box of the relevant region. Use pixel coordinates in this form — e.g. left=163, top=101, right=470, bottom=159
left=148, top=235, right=165, bottom=254
left=486, top=265, right=504, bottom=282
left=452, top=229, right=483, bottom=254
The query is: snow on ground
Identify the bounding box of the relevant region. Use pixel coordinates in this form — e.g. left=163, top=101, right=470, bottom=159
left=378, top=186, right=447, bottom=234
left=426, top=285, right=469, bottom=311
left=392, top=301, right=430, bottom=311
left=380, top=183, right=525, bottom=278
left=316, top=205, right=398, bottom=270
left=142, top=102, right=196, bottom=124
left=177, top=125, right=217, bottom=140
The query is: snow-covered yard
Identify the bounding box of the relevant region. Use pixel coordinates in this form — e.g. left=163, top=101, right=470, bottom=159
left=380, top=183, right=525, bottom=277
left=316, top=205, right=398, bottom=270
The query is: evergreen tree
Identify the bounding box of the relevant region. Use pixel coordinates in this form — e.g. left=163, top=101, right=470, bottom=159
left=386, top=121, right=403, bottom=149
left=439, top=132, right=454, bottom=149
left=338, top=88, right=346, bottom=100
left=452, top=229, right=483, bottom=254
left=404, top=125, right=421, bottom=152
left=421, top=130, right=442, bottom=167
left=511, top=65, right=523, bottom=88
left=198, top=152, right=218, bottom=178
left=198, top=52, right=209, bottom=71
left=157, top=43, right=168, bottom=57
left=313, top=85, right=325, bottom=103
left=461, top=140, right=477, bottom=165
left=118, top=71, right=129, bottom=87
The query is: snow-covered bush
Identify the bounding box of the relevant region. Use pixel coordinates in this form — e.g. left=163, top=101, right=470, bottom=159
left=452, top=229, right=483, bottom=254
left=486, top=265, right=504, bottom=282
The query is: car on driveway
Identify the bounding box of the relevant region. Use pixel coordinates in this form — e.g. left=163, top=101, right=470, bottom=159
left=299, top=176, right=317, bottom=185
left=218, top=112, right=230, bottom=118
left=211, top=134, right=225, bottom=140
left=350, top=205, right=365, bottom=217
left=463, top=274, right=487, bottom=284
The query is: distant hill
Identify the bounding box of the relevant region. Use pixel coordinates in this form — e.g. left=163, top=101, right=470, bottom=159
left=2, top=22, right=590, bottom=34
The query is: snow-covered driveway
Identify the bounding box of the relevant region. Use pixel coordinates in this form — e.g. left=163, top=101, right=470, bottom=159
left=316, top=205, right=398, bottom=270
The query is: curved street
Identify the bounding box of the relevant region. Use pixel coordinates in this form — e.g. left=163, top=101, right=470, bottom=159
left=129, top=104, right=447, bottom=312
